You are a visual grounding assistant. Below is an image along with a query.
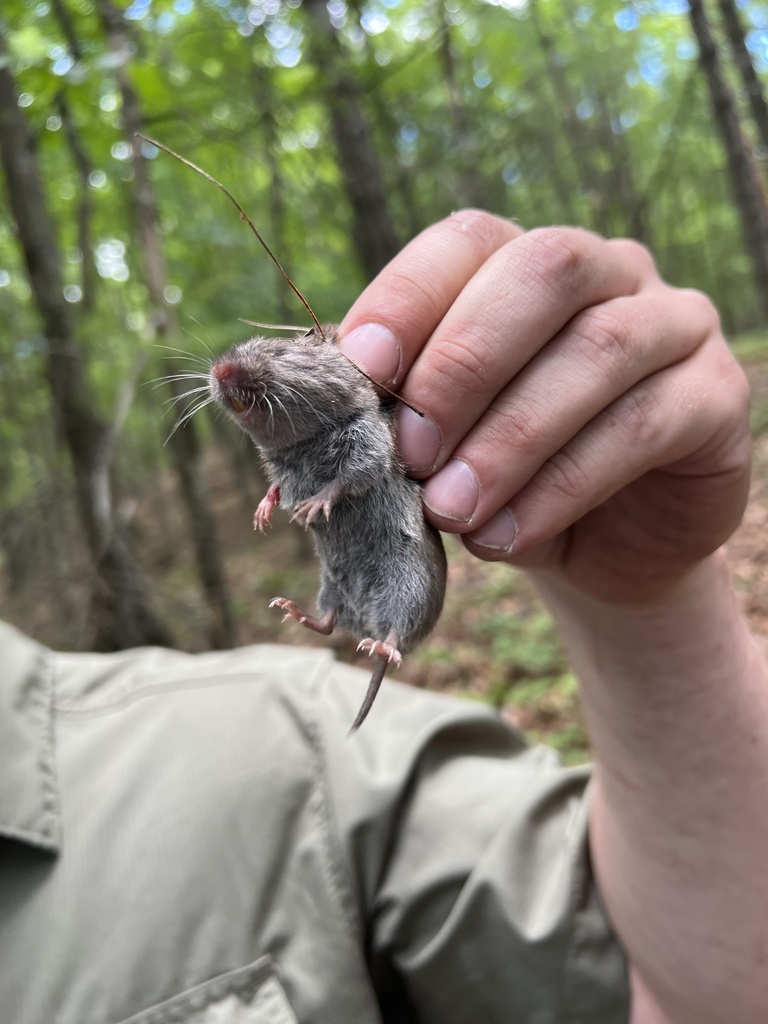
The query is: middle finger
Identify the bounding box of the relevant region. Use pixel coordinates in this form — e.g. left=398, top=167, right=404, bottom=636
left=396, top=227, right=653, bottom=475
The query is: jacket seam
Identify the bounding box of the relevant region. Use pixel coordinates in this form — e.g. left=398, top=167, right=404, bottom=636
left=302, top=662, right=366, bottom=942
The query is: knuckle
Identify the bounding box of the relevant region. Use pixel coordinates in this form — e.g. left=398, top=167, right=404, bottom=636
left=607, top=237, right=658, bottom=279
left=445, top=208, right=520, bottom=249
left=443, top=210, right=523, bottom=271
left=676, top=288, right=722, bottom=338
left=610, top=385, right=664, bottom=449
left=521, top=226, right=595, bottom=285
left=538, top=448, right=592, bottom=503
left=569, top=306, right=633, bottom=372
left=429, top=332, right=496, bottom=396
left=493, top=395, right=545, bottom=456
left=384, top=266, right=447, bottom=326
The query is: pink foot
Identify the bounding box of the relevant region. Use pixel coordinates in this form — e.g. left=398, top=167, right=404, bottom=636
left=356, top=638, right=403, bottom=667
left=269, top=597, right=308, bottom=624
left=290, top=495, right=332, bottom=528
left=254, top=485, right=280, bottom=532
left=289, top=482, right=342, bottom=527
left=269, top=598, right=335, bottom=635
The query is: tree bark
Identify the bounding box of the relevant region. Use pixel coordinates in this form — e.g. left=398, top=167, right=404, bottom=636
left=55, top=91, right=97, bottom=312
left=252, top=63, right=292, bottom=324
left=717, top=0, right=768, bottom=155
left=303, top=0, right=400, bottom=279
left=529, top=0, right=604, bottom=230
left=0, top=36, right=172, bottom=650
left=436, top=3, right=486, bottom=209
left=97, top=0, right=237, bottom=649
left=689, top=0, right=768, bottom=322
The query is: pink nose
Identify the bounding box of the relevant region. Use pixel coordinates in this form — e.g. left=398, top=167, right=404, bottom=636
left=212, top=360, right=236, bottom=382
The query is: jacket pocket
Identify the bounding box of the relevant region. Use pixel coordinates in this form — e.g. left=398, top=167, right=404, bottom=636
left=114, top=957, right=298, bottom=1024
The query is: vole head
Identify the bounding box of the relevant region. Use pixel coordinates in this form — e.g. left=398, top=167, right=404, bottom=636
left=210, top=328, right=376, bottom=448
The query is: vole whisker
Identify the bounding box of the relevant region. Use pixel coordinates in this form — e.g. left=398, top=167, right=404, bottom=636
left=176, top=394, right=214, bottom=423
left=152, top=344, right=211, bottom=367
left=263, top=394, right=276, bottom=431
left=271, top=380, right=333, bottom=430
left=180, top=318, right=215, bottom=357
left=271, top=392, right=297, bottom=436
left=163, top=396, right=215, bottom=446
left=163, top=385, right=211, bottom=407
left=148, top=373, right=210, bottom=389
left=239, top=320, right=309, bottom=332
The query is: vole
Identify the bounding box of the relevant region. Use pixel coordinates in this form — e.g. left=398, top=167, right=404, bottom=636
left=209, top=326, right=447, bottom=731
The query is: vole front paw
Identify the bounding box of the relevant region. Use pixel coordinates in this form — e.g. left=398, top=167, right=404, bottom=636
left=254, top=485, right=280, bottom=532
left=290, top=482, right=342, bottom=528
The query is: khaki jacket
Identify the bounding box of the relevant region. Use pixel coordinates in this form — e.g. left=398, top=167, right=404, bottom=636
left=0, top=620, right=628, bottom=1023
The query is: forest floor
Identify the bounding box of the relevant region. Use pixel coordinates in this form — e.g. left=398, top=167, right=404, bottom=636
left=3, top=342, right=768, bottom=763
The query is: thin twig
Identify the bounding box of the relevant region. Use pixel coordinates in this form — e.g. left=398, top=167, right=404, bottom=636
left=138, top=133, right=424, bottom=417
left=135, top=132, right=323, bottom=337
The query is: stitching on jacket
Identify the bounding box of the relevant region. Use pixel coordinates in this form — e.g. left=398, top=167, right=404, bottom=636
left=302, top=662, right=366, bottom=942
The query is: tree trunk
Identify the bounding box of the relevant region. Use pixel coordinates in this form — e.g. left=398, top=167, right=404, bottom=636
left=252, top=63, right=292, bottom=324
left=717, top=0, right=768, bottom=155
left=303, top=0, right=400, bottom=279
left=689, top=0, right=768, bottom=322
left=96, top=0, right=237, bottom=650
left=436, top=3, right=487, bottom=209
left=0, top=37, right=172, bottom=650
left=55, top=91, right=97, bottom=312
left=628, top=67, right=698, bottom=242
left=529, top=0, right=603, bottom=230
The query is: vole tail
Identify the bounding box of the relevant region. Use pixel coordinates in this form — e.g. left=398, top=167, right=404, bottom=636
left=348, top=654, right=389, bottom=736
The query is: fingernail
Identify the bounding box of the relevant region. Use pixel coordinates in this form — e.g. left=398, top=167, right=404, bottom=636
left=338, top=323, right=401, bottom=385
left=423, top=459, right=479, bottom=523
left=467, top=507, right=518, bottom=553
left=396, top=405, right=442, bottom=473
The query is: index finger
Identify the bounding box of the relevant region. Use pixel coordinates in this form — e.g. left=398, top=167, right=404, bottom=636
left=338, top=210, right=522, bottom=385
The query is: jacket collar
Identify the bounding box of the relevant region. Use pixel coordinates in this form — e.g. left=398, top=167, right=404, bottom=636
left=0, top=621, right=60, bottom=852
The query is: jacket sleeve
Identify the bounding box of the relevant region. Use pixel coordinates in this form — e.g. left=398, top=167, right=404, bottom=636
left=312, top=659, right=630, bottom=1024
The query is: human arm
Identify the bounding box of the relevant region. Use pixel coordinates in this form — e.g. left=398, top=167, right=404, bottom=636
left=338, top=211, right=766, bottom=1024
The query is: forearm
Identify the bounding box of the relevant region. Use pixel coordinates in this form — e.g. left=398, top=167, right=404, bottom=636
left=532, top=552, right=768, bottom=1024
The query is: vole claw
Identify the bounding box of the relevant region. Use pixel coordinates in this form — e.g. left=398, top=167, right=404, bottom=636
left=269, top=598, right=336, bottom=636
left=290, top=497, right=332, bottom=528
left=269, top=597, right=306, bottom=624
left=254, top=485, right=280, bottom=532
left=357, top=638, right=403, bottom=667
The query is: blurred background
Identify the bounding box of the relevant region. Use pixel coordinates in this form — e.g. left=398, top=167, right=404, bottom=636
left=2, top=0, right=768, bottom=759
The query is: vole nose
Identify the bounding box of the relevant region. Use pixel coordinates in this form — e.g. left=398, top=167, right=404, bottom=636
left=212, top=360, right=236, bottom=382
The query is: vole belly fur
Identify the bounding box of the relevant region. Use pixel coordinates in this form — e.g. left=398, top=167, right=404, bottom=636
left=210, top=327, right=447, bottom=730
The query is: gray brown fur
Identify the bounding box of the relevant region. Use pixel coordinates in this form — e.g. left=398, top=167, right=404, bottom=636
left=209, top=327, right=447, bottom=730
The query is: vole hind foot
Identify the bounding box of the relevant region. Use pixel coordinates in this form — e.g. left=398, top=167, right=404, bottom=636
left=290, top=481, right=344, bottom=528
left=254, top=485, right=281, bottom=532
left=349, top=632, right=402, bottom=734
left=268, top=597, right=335, bottom=635
left=356, top=637, right=403, bottom=667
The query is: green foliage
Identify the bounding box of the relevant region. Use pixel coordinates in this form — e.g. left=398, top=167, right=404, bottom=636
left=470, top=607, right=565, bottom=678
left=730, top=329, right=768, bottom=361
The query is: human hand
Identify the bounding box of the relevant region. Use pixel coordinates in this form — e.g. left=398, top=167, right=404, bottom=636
left=339, top=211, right=752, bottom=605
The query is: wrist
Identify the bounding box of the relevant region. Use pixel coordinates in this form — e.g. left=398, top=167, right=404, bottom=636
left=529, top=548, right=732, bottom=626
